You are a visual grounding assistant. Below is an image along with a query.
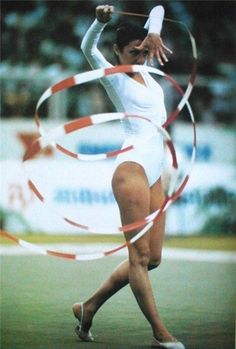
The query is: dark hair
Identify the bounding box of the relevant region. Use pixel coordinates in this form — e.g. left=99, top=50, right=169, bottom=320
left=115, top=22, right=148, bottom=50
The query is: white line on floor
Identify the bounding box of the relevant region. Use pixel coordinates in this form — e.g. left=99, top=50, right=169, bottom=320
left=0, top=244, right=236, bottom=263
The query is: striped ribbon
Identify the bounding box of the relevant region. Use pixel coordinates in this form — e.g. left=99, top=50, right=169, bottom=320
left=0, top=222, right=153, bottom=261
left=22, top=64, right=196, bottom=235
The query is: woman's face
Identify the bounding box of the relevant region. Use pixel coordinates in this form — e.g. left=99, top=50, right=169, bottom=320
left=114, top=39, right=148, bottom=65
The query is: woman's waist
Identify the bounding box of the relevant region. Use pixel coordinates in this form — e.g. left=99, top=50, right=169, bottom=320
left=121, top=117, right=159, bottom=138
left=122, top=130, right=164, bottom=149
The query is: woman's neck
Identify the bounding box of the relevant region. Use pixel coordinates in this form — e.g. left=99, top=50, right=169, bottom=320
left=127, top=72, right=146, bottom=86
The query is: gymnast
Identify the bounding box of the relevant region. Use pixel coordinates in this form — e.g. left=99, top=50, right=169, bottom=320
left=73, top=4, right=185, bottom=349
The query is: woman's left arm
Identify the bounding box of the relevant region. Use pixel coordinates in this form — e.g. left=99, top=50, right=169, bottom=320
left=136, top=5, right=172, bottom=66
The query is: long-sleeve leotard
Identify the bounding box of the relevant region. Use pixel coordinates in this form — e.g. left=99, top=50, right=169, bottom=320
left=81, top=6, right=167, bottom=186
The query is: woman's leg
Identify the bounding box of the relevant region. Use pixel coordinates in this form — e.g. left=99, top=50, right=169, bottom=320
left=73, top=167, right=172, bottom=340
left=73, top=259, right=130, bottom=332
left=149, top=178, right=166, bottom=265
left=111, top=163, right=174, bottom=341
left=73, top=163, right=146, bottom=331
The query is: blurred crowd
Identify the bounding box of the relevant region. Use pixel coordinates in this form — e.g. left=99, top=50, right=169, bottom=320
left=1, top=0, right=236, bottom=124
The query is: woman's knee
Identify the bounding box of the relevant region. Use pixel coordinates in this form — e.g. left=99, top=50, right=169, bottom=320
left=129, top=245, right=151, bottom=268
left=148, top=253, right=162, bottom=270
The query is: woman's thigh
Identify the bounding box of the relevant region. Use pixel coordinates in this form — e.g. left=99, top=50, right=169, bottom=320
left=149, top=178, right=166, bottom=263
left=112, top=162, right=152, bottom=257
left=112, top=162, right=165, bottom=263
left=112, top=161, right=150, bottom=223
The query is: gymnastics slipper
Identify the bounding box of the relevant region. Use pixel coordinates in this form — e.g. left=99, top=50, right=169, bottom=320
left=151, top=337, right=185, bottom=349
left=72, top=302, right=94, bottom=342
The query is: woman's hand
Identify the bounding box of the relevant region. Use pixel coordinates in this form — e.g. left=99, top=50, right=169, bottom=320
left=135, top=33, right=173, bottom=66
left=96, top=5, right=114, bottom=23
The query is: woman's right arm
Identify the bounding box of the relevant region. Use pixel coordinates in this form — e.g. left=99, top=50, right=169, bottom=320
left=81, top=5, right=114, bottom=69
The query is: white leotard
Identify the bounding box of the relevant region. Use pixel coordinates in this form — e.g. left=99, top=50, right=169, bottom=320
left=81, top=6, right=167, bottom=186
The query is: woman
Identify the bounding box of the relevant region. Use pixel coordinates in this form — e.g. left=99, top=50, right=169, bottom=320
left=72, top=5, right=185, bottom=349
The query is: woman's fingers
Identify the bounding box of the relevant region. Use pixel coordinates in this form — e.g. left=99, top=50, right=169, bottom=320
left=103, top=4, right=114, bottom=14
left=156, top=49, right=163, bottom=66
left=96, top=5, right=114, bottom=22
left=160, top=47, right=168, bottom=63
left=151, top=43, right=173, bottom=65
left=137, top=34, right=173, bottom=66
left=162, top=43, right=173, bottom=55
left=149, top=51, right=155, bottom=66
